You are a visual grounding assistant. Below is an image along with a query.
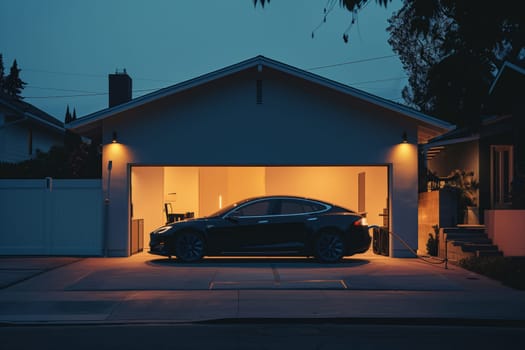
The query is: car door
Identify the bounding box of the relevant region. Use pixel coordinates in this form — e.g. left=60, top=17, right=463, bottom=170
left=210, top=199, right=275, bottom=253
left=266, top=199, right=317, bottom=252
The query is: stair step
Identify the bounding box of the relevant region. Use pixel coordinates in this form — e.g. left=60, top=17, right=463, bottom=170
left=443, top=226, right=485, bottom=234
left=448, top=237, right=493, bottom=244
left=477, top=250, right=504, bottom=257
left=461, top=243, right=499, bottom=252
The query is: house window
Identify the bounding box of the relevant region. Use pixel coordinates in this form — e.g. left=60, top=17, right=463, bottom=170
left=491, top=145, right=513, bottom=208
left=28, top=129, right=33, bottom=156
left=256, top=79, right=262, bottom=104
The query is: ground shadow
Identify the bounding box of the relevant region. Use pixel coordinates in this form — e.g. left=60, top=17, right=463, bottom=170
left=147, top=256, right=370, bottom=268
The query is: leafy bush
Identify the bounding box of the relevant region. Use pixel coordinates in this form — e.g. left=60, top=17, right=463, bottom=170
left=426, top=225, right=439, bottom=256
left=459, top=256, right=525, bottom=290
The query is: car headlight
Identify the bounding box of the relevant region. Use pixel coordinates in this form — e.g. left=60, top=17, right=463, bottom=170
left=153, top=226, right=172, bottom=234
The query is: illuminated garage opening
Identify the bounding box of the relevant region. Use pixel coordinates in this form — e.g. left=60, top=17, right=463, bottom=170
left=130, top=166, right=389, bottom=253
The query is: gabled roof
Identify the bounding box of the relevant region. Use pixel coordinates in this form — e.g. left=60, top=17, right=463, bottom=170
left=68, top=55, right=453, bottom=135
left=489, top=61, right=525, bottom=95
left=0, top=92, right=64, bottom=132
left=487, top=60, right=525, bottom=114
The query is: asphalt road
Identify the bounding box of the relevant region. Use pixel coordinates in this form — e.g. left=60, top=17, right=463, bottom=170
left=2, top=323, right=524, bottom=350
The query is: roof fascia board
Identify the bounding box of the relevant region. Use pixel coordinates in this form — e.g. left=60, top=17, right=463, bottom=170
left=422, top=134, right=479, bottom=150
left=489, top=61, right=525, bottom=95
left=0, top=98, right=64, bottom=132
left=25, top=112, right=65, bottom=132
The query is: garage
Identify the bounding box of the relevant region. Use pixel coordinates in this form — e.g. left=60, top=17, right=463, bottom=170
left=131, top=165, right=389, bottom=251
left=70, top=55, right=452, bottom=257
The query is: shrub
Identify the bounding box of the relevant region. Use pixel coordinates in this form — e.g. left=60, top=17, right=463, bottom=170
left=459, top=256, right=525, bottom=290
left=426, top=225, right=439, bottom=256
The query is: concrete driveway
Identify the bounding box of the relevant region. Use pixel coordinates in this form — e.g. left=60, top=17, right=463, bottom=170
left=1, top=250, right=525, bottom=324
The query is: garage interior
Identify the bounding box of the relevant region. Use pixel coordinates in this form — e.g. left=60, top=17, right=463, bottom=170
left=131, top=166, right=388, bottom=252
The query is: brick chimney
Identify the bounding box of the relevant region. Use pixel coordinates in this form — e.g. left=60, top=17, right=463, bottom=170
left=108, top=69, right=132, bottom=108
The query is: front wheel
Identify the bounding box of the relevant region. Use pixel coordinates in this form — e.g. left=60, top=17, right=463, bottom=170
left=175, top=231, right=205, bottom=262
left=315, top=232, right=345, bottom=263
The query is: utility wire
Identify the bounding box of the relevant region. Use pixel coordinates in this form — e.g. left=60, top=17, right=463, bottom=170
left=22, top=54, right=404, bottom=99
left=24, top=88, right=160, bottom=99
left=306, top=54, right=397, bottom=70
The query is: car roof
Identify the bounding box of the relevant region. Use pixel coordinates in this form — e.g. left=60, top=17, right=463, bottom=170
left=239, top=195, right=332, bottom=205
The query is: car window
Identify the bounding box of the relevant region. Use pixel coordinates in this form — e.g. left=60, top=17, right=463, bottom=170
left=279, top=199, right=327, bottom=215
left=232, top=200, right=271, bottom=217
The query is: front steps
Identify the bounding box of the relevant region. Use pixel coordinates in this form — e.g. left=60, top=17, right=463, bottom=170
left=438, top=225, right=503, bottom=262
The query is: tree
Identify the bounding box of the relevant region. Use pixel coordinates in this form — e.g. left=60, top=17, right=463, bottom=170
left=387, top=0, right=525, bottom=127
left=64, top=105, right=72, bottom=123
left=4, top=59, right=26, bottom=98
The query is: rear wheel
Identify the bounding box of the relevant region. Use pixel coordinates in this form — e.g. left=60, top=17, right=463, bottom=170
left=315, top=232, right=345, bottom=263
left=175, top=231, right=205, bottom=262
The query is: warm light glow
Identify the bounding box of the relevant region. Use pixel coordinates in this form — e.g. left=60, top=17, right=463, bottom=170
left=104, top=143, right=133, bottom=170
left=219, top=194, right=223, bottom=209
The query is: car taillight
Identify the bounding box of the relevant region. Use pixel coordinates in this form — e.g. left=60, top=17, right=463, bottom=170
left=353, top=217, right=368, bottom=226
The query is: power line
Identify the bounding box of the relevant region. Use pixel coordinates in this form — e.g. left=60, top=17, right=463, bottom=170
left=23, top=87, right=160, bottom=99
left=25, top=86, right=102, bottom=94
left=24, top=68, right=177, bottom=83
left=306, top=55, right=397, bottom=70
left=349, top=76, right=408, bottom=86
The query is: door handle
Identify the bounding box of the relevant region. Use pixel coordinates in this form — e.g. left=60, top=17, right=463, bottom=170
left=258, top=220, right=269, bottom=224
left=307, top=217, right=318, bottom=221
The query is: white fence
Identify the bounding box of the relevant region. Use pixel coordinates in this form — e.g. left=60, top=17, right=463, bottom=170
left=0, top=179, right=103, bottom=255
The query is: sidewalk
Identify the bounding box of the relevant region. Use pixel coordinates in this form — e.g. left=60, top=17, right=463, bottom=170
left=1, top=251, right=524, bottom=325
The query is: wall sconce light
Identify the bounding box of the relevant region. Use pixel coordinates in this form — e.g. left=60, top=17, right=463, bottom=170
left=402, top=131, right=408, bottom=143
left=112, top=131, right=117, bottom=143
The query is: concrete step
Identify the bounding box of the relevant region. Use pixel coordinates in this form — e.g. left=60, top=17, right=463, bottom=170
left=447, top=236, right=491, bottom=243
left=477, top=250, right=504, bottom=257
left=443, top=226, right=485, bottom=235
left=460, top=243, right=500, bottom=252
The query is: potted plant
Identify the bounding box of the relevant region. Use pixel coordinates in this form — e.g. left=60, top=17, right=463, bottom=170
left=443, top=169, right=479, bottom=224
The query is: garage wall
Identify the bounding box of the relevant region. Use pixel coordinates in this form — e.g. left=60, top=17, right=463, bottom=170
left=227, top=167, right=266, bottom=205
left=266, top=166, right=387, bottom=227
left=164, top=167, right=199, bottom=217
left=131, top=167, right=164, bottom=238
left=266, top=167, right=355, bottom=208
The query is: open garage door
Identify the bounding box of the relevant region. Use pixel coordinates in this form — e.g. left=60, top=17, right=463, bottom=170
left=130, top=166, right=389, bottom=253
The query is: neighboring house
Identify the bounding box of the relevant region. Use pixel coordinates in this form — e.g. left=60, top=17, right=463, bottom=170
left=421, top=61, right=525, bottom=257
left=0, top=92, right=64, bottom=163
left=69, top=55, right=453, bottom=258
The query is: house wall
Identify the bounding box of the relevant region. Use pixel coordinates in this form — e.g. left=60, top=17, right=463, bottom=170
left=485, top=210, right=525, bottom=257
left=418, top=190, right=459, bottom=254
left=427, top=140, right=479, bottom=179
left=0, top=114, right=63, bottom=162
left=0, top=179, right=102, bottom=255
left=101, top=67, right=420, bottom=257
left=0, top=121, right=31, bottom=162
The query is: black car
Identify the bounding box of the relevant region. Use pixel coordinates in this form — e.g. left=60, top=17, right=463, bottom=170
left=149, top=195, right=371, bottom=263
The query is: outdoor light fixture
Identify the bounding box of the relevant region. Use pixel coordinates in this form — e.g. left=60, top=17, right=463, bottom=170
left=112, top=131, right=117, bottom=143
left=402, top=131, right=408, bottom=143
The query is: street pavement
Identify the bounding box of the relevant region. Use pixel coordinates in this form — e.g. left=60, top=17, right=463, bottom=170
left=1, top=250, right=524, bottom=325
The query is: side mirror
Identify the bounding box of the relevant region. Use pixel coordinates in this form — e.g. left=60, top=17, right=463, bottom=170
left=226, top=215, right=240, bottom=223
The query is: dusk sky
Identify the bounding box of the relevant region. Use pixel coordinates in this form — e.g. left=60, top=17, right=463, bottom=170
left=0, top=0, right=405, bottom=122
